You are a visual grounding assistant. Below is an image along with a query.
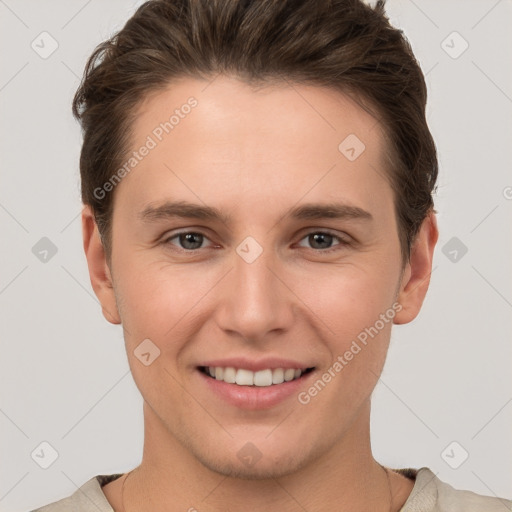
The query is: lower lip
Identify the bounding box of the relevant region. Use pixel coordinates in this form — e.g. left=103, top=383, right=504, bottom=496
left=197, top=369, right=315, bottom=410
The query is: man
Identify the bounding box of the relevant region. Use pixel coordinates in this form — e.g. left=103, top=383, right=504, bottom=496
left=31, top=0, right=511, bottom=510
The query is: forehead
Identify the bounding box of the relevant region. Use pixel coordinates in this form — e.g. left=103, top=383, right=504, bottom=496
left=132, top=74, right=385, bottom=156
left=118, top=75, right=391, bottom=215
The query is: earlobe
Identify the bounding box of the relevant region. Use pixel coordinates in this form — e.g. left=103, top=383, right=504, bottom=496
left=393, top=211, right=439, bottom=325
left=82, top=205, right=121, bottom=325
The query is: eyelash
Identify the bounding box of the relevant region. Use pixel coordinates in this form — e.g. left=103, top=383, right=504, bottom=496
left=161, top=230, right=351, bottom=254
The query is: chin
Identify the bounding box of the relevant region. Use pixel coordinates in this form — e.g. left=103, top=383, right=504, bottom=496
left=193, top=449, right=310, bottom=480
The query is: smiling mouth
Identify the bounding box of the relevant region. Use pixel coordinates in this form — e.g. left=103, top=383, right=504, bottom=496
left=199, top=366, right=315, bottom=387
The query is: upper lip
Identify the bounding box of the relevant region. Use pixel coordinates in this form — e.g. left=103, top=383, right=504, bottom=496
left=198, top=357, right=315, bottom=372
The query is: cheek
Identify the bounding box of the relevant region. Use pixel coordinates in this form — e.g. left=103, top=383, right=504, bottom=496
left=295, top=285, right=394, bottom=426
left=114, top=262, right=197, bottom=406
left=293, top=260, right=398, bottom=345
left=291, top=260, right=398, bottom=405
left=114, top=258, right=220, bottom=346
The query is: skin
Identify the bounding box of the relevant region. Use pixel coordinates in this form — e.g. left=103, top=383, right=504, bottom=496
left=83, top=75, right=438, bottom=512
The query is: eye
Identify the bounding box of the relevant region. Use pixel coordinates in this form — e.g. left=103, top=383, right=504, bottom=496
left=163, top=231, right=214, bottom=251
left=296, top=231, right=349, bottom=253
left=161, top=230, right=350, bottom=253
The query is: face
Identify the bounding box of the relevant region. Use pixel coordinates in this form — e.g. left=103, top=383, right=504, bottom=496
left=83, top=75, right=436, bottom=479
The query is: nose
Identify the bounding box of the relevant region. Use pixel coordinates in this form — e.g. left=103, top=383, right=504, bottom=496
left=214, top=241, right=296, bottom=344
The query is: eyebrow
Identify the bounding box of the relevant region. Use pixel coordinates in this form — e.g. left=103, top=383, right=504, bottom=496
left=138, top=200, right=373, bottom=225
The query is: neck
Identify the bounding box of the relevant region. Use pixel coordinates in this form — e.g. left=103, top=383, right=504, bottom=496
left=120, top=400, right=403, bottom=512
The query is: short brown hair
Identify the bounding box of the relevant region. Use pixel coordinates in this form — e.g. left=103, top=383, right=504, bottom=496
left=72, top=0, right=438, bottom=266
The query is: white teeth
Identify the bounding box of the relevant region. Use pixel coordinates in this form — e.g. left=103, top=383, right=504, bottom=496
left=284, top=368, right=295, bottom=381
left=223, top=367, right=236, bottom=383
left=204, top=366, right=308, bottom=386
left=235, top=368, right=254, bottom=386
left=254, top=369, right=272, bottom=387
left=272, top=368, right=284, bottom=384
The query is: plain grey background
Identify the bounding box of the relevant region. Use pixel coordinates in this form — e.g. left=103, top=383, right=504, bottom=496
left=1, top=1, right=511, bottom=511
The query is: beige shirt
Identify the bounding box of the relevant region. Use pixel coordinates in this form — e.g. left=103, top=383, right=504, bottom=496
left=30, top=467, right=510, bottom=512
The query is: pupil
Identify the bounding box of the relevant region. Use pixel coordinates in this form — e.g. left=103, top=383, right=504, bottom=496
left=181, top=233, right=202, bottom=249
left=311, top=233, right=332, bottom=249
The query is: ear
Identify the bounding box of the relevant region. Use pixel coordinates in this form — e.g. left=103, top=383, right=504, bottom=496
left=394, top=211, right=439, bottom=325
left=82, top=205, right=121, bottom=324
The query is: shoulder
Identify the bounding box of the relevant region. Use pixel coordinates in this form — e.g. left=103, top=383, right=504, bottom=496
left=400, top=467, right=512, bottom=512
left=29, top=474, right=122, bottom=512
